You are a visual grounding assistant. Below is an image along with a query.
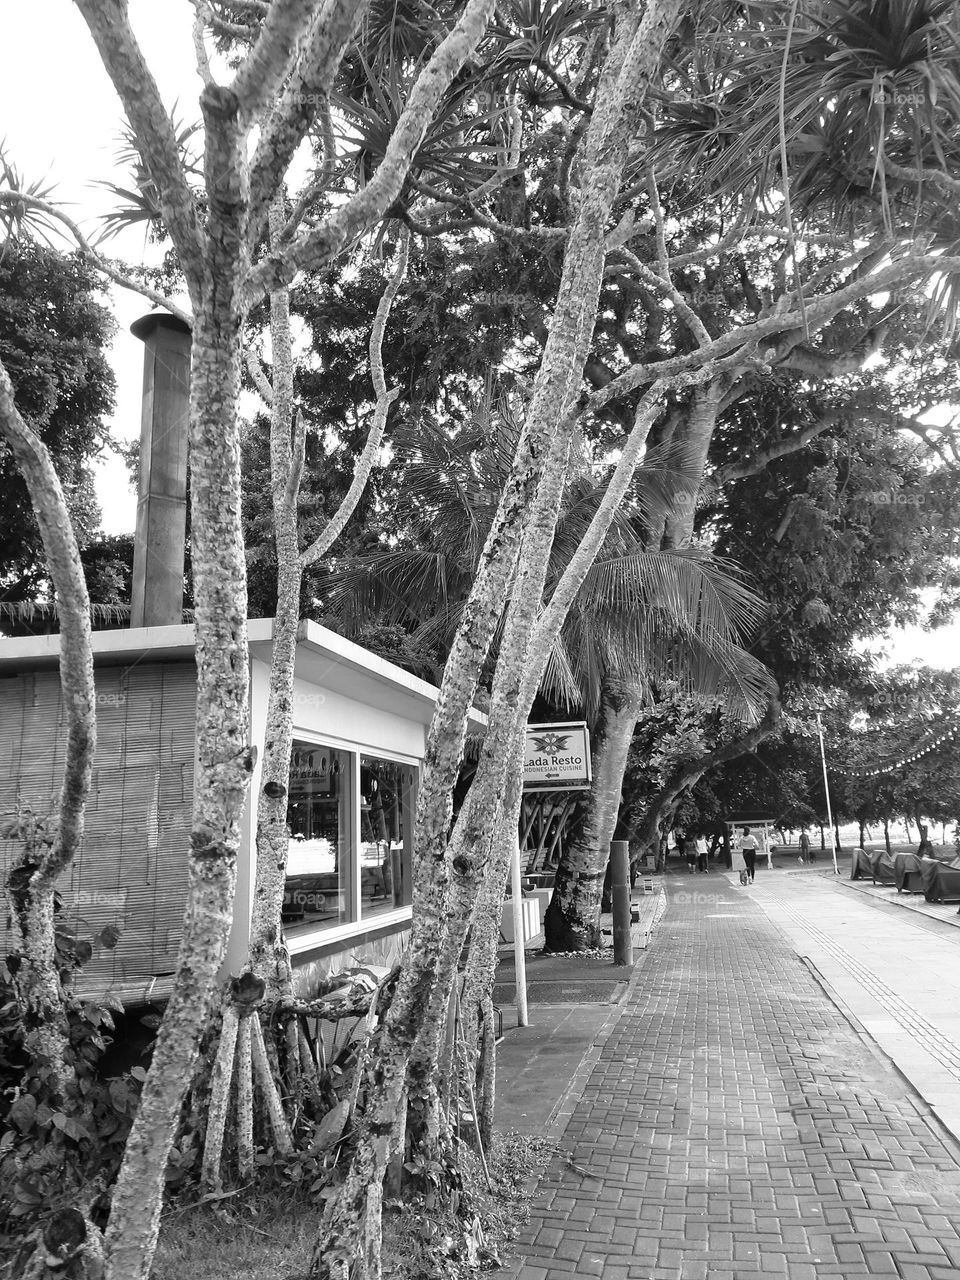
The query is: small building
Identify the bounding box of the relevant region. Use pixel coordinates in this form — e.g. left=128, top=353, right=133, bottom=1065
left=0, top=618, right=485, bottom=1002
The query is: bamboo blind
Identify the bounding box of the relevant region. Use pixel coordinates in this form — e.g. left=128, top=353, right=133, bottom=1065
left=0, top=663, right=197, bottom=1000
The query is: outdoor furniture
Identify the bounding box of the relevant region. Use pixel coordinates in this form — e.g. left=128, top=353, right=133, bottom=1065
left=850, top=848, right=874, bottom=881
left=500, top=896, right=542, bottom=944
left=894, top=853, right=923, bottom=893
left=868, top=849, right=899, bottom=884
left=922, top=856, right=960, bottom=903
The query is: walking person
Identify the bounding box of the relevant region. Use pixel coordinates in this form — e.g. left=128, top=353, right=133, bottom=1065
left=685, top=836, right=697, bottom=874
left=740, top=826, right=758, bottom=883
left=798, top=829, right=811, bottom=865
left=696, top=834, right=709, bottom=874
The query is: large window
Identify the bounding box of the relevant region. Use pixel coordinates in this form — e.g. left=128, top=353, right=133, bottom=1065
left=359, top=755, right=416, bottom=919
left=282, top=740, right=417, bottom=935
left=282, top=742, right=351, bottom=928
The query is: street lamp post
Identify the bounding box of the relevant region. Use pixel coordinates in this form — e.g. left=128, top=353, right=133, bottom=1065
left=816, top=712, right=839, bottom=875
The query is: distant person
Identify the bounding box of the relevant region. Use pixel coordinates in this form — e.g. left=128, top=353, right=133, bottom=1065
left=740, top=826, right=758, bottom=883
left=696, top=834, right=709, bottom=873
left=798, top=830, right=811, bottom=865
left=685, top=836, right=697, bottom=874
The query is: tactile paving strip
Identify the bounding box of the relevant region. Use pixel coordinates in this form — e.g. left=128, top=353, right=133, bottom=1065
left=767, top=903, right=960, bottom=1082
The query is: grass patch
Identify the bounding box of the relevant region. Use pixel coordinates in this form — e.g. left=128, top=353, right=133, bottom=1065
left=151, top=1130, right=555, bottom=1279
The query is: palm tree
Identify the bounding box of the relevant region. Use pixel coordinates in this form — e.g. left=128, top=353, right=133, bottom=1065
left=324, top=388, right=776, bottom=948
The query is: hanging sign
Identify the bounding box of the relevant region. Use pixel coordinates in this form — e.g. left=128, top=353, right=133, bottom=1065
left=523, top=721, right=592, bottom=792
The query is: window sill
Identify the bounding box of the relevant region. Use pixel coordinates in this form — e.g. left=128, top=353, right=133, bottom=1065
left=286, top=906, right=413, bottom=957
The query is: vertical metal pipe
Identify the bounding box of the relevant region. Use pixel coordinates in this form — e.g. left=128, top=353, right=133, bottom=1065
left=129, top=313, right=191, bottom=628
left=511, top=835, right=528, bottom=1026
left=611, top=838, right=633, bottom=966
left=816, top=712, right=839, bottom=875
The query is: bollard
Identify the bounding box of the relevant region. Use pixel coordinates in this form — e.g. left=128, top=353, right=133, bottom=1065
left=611, top=839, right=633, bottom=966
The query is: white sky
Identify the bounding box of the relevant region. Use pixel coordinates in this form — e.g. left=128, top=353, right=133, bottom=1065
left=2, top=2, right=201, bottom=532
left=1, top=3, right=958, bottom=673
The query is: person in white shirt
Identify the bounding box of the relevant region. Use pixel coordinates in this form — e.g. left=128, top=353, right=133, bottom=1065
left=740, top=827, right=759, bottom=882
left=695, top=834, right=709, bottom=873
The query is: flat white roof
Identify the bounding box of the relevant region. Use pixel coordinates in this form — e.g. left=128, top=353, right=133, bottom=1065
left=0, top=617, right=487, bottom=730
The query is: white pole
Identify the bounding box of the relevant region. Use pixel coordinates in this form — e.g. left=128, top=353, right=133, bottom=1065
left=511, top=834, right=528, bottom=1027
left=816, top=713, right=839, bottom=875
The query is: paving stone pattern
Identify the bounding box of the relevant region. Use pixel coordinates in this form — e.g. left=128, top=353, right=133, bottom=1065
left=503, top=880, right=960, bottom=1279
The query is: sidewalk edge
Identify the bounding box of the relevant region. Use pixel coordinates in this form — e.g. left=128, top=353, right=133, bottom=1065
left=799, top=954, right=960, bottom=1160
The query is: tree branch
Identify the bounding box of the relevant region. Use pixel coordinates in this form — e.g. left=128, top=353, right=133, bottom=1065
left=246, top=0, right=364, bottom=251
left=243, top=0, right=496, bottom=305
left=776, top=319, right=890, bottom=380
left=229, top=0, right=327, bottom=127
left=582, top=253, right=960, bottom=415
left=301, top=227, right=410, bottom=568
left=244, top=339, right=274, bottom=406
left=0, top=359, right=95, bottom=885
left=609, top=243, right=711, bottom=348
left=191, top=2, right=217, bottom=88
left=0, top=192, right=191, bottom=325
left=706, top=417, right=842, bottom=493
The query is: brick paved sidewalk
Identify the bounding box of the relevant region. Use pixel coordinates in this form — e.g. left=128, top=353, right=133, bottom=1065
left=501, top=877, right=960, bottom=1279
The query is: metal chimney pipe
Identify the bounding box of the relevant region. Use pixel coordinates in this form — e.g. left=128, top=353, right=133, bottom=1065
left=129, top=313, right=191, bottom=628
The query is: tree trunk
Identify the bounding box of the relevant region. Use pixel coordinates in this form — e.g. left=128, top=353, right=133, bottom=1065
left=0, top=359, right=97, bottom=1098
left=544, top=384, right=725, bottom=950
left=104, top=306, right=253, bottom=1280
left=858, top=820, right=866, bottom=849
left=459, top=844, right=507, bottom=1151
left=402, top=9, right=662, bottom=1132
left=248, top=200, right=301, bottom=1002
left=311, top=5, right=686, bottom=1274
left=544, top=676, right=643, bottom=951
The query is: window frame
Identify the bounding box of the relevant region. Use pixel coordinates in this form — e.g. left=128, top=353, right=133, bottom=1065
left=281, top=729, right=418, bottom=955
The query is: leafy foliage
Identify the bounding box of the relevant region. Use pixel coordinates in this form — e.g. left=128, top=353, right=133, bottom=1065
left=0, top=241, right=116, bottom=603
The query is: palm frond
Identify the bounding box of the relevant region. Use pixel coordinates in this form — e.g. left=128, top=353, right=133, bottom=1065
left=0, top=146, right=61, bottom=246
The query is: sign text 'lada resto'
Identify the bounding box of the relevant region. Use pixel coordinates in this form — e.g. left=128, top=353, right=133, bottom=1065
left=522, top=721, right=592, bottom=792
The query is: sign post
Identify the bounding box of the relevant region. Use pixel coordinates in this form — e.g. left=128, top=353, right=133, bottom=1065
left=510, top=834, right=528, bottom=1027
left=610, top=839, right=633, bottom=966
left=816, top=712, right=839, bottom=875
left=515, top=722, right=592, bottom=1026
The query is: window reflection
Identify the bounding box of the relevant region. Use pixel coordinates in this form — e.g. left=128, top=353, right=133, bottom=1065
left=282, top=742, right=350, bottom=927
left=360, top=756, right=416, bottom=918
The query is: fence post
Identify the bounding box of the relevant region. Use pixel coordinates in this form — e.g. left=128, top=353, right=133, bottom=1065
left=611, top=839, right=633, bottom=966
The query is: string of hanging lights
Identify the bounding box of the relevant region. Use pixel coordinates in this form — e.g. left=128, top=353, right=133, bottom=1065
left=830, top=720, right=960, bottom=778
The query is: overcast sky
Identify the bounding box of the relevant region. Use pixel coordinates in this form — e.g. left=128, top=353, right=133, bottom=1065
left=2, top=3, right=958, bottom=671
